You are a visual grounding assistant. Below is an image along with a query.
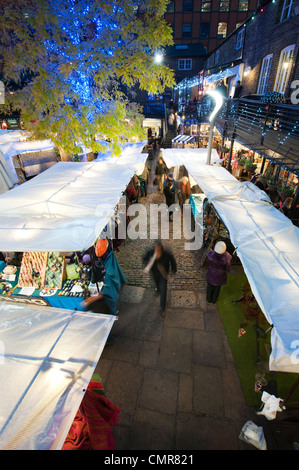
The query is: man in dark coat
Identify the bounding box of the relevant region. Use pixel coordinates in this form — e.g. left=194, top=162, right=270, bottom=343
left=155, top=156, right=167, bottom=193
left=143, top=241, right=177, bottom=315
left=163, top=181, right=175, bottom=220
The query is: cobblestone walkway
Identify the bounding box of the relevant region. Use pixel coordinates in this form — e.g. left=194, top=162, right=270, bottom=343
left=96, top=152, right=255, bottom=450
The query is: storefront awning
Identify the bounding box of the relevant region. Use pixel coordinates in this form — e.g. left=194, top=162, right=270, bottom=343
left=172, top=135, right=196, bottom=143
left=205, top=63, right=243, bottom=84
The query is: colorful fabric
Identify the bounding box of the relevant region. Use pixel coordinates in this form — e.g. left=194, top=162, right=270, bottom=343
left=62, top=383, right=121, bottom=450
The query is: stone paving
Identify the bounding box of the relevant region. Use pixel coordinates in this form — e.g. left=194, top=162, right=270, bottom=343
left=95, top=153, right=255, bottom=450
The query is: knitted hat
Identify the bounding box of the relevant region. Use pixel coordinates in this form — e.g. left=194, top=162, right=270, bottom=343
left=214, top=241, right=226, bottom=254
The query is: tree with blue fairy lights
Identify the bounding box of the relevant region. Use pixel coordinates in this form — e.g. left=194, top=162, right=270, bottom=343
left=0, top=0, right=174, bottom=156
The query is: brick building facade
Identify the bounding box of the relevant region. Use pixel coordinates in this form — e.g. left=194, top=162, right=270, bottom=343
left=202, top=0, right=299, bottom=100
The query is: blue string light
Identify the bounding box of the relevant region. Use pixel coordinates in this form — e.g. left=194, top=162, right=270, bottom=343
left=43, top=0, right=122, bottom=111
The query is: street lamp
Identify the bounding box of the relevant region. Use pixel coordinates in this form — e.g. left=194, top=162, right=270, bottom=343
left=206, top=89, right=224, bottom=165
left=154, top=51, right=163, bottom=64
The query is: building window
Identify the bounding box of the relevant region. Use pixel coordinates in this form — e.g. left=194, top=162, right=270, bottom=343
left=217, top=22, right=227, bottom=38
left=178, top=58, right=193, bottom=70
left=238, top=0, right=248, bottom=10
left=220, top=0, right=230, bottom=11
left=201, top=1, right=211, bottom=12
left=182, top=23, right=192, bottom=38
left=257, top=54, right=273, bottom=95
left=280, top=0, right=293, bottom=22
left=214, top=50, right=219, bottom=65
left=183, top=0, right=193, bottom=12
left=235, top=28, right=245, bottom=50
left=166, top=1, right=175, bottom=13
left=274, top=44, right=295, bottom=94
left=200, top=22, right=210, bottom=38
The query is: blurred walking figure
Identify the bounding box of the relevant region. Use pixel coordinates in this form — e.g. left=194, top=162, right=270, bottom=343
left=178, top=176, right=192, bottom=211
left=206, top=241, right=232, bottom=304
left=138, top=160, right=150, bottom=197
left=163, top=181, right=175, bottom=220
left=168, top=111, right=174, bottom=130
left=143, top=241, right=177, bottom=315
left=155, top=156, right=167, bottom=193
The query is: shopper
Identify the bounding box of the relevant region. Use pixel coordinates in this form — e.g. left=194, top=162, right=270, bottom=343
left=163, top=181, right=175, bottom=220
left=138, top=161, right=150, bottom=197
left=168, top=112, right=174, bottom=130
left=233, top=80, right=243, bottom=99
left=155, top=156, right=167, bottom=193
left=143, top=241, right=177, bottom=315
left=206, top=241, right=232, bottom=304
left=163, top=172, right=176, bottom=191
left=178, top=176, right=192, bottom=210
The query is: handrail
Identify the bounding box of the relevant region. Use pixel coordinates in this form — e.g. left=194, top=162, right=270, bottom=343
left=196, top=96, right=299, bottom=175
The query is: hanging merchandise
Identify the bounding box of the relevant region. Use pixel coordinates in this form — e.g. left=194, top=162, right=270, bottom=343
left=95, top=238, right=109, bottom=258
left=44, top=252, right=66, bottom=289
left=66, top=263, right=81, bottom=280
left=18, top=252, right=48, bottom=289
left=90, top=259, right=106, bottom=284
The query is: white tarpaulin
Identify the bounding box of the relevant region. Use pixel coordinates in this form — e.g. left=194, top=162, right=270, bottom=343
left=0, top=301, right=115, bottom=450
left=162, top=148, right=299, bottom=373
left=0, top=151, right=18, bottom=194
left=0, top=142, right=147, bottom=252
left=0, top=129, right=55, bottom=160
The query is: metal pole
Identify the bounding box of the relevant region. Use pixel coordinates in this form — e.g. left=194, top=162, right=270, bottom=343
left=206, top=116, right=216, bottom=165
left=205, top=90, right=224, bottom=165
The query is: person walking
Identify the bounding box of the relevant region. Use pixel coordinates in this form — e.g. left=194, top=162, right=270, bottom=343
left=163, top=172, right=176, bottom=191
left=178, top=176, right=192, bottom=211
left=143, top=241, right=177, bottom=315
left=206, top=241, right=232, bottom=304
left=233, top=80, right=243, bottom=99
left=138, top=161, right=150, bottom=197
left=155, top=155, right=167, bottom=193
left=168, top=111, right=174, bottom=130
left=163, top=181, right=175, bottom=220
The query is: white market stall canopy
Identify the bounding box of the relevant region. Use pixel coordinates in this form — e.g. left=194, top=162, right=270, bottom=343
left=0, top=142, right=147, bottom=252
left=0, top=151, right=18, bottom=194
left=0, top=129, right=56, bottom=177
left=162, top=148, right=299, bottom=374
left=0, top=129, right=56, bottom=160
left=0, top=301, right=115, bottom=450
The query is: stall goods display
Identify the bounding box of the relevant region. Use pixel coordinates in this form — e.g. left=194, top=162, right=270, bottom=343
left=45, top=252, right=65, bottom=289
left=18, top=252, right=48, bottom=288
left=58, top=279, right=90, bottom=298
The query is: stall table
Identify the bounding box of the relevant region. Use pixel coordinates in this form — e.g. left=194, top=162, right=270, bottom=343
left=0, top=251, right=126, bottom=314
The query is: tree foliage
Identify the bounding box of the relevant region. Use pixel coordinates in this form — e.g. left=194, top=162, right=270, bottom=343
left=0, top=0, right=174, bottom=154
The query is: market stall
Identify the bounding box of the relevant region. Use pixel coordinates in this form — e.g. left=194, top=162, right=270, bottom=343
left=0, top=142, right=147, bottom=311
left=162, top=147, right=299, bottom=374
left=172, top=134, right=197, bottom=148
left=0, top=301, right=116, bottom=450
left=0, top=151, right=18, bottom=194
left=0, top=129, right=57, bottom=181
left=0, top=142, right=148, bottom=449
